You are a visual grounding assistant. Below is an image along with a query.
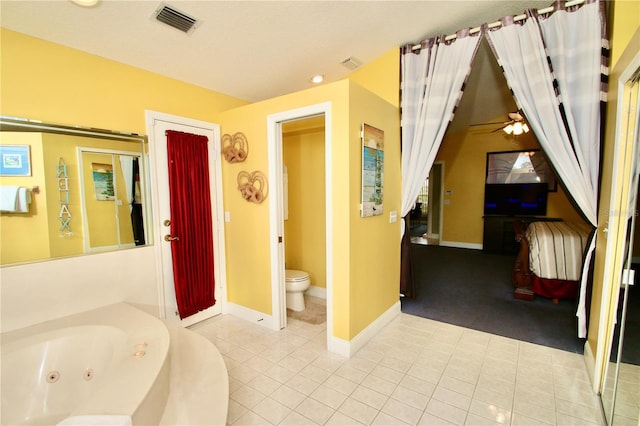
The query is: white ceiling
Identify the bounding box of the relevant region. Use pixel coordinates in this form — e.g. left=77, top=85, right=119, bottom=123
left=0, top=0, right=552, bottom=129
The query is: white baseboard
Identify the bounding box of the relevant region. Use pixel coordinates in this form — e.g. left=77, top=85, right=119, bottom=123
left=306, top=285, right=326, bottom=299
left=224, top=302, right=276, bottom=330
left=328, top=301, right=401, bottom=358
left=440, top=241, right=483, bottom=250
left=225, top=300, right=401, bottom=358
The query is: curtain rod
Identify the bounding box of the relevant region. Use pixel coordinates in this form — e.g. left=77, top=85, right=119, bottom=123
left=412, top=0, right=584, bottom=49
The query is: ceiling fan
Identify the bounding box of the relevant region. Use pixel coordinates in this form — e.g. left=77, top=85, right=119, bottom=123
left=470, top=111, right=530, bottom=135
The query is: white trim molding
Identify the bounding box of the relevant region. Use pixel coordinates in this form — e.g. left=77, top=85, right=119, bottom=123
left=224, top=302, right=275, bottom=330
left=328, top=301, right=401, bottom=358
left=306, top=286, right=327, bottom=300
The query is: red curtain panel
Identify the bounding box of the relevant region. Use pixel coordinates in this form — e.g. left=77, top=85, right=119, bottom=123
left=166, top=130, right=216, bottom=319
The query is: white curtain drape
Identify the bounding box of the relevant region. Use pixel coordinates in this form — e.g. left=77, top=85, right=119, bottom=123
left=119, top=155, right=134, bottom=214
left=401, top=30, right=482, bottom=221
left=485, top=0, right=606, bottom=338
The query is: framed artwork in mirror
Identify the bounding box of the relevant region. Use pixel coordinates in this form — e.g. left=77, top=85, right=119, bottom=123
left=91, top=162, right=115, bottom=200
left=0, top=145, right=31, bottom=176
left=486, top=149, right=557, bottom=191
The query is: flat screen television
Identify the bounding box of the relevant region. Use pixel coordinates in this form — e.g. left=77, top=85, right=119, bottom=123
left=483, top=183, right=548, bottom=216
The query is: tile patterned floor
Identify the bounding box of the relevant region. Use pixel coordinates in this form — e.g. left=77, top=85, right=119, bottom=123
left=190, top=313, right=605, bottom=425
left=601, top=362, right=640, bottom=425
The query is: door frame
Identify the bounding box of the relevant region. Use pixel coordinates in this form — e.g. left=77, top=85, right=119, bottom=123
left=426, top=161, right=444, bottom=240
left=593, top=48, right=640, bottom=393
left=145, top=110, right=227, bottom=324
left=267, top=103, right=332, bottom=339
left=76, top=147, right=143, bottom=253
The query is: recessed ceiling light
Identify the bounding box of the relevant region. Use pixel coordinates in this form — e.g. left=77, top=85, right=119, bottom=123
left=70, top=0, right=100, bottom=7
left=311, top=75, right=324, bottom=84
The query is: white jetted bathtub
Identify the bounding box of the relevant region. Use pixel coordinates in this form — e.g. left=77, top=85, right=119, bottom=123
left=1, top=303, right=171, bottom=426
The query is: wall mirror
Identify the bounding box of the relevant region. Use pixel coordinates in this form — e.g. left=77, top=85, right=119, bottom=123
left=0, top=116, right=152, bottom=266
left=599, top=54, right=640, bottom=425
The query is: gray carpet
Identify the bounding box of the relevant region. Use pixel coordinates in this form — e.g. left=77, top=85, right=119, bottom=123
left=401, top=244, right=586, bottom=354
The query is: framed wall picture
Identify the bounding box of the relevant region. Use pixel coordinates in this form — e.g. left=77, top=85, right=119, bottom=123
left=0, top=145, right=31, bottom=176
left=361, top=123, right=384, bottom=217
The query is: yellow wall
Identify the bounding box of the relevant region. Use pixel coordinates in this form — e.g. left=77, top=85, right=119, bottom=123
left=436, top=126, right=588, bottom=245
left=347, top=49, right=400, bottom=108
left=283, top=120, right=327, bottom=289
left=218, top=83, right=348, bottom=329
left=609, top=1, right=640, bottom=68
left=0, top=132, right=49, bottom=264
left=42, top=135, right=84, bottom=259
left=0, top=28, right=248, bottom=133
left=218, top=80, right=400, bottom=340
left=0, top=29, right=246, bottom=262
left=347, top=83, right=401, bottom=337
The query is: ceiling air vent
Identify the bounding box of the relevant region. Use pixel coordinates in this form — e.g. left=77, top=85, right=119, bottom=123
left=155, top=4, right=198, bottom=33
left=340, top=57, right=361, bottom=71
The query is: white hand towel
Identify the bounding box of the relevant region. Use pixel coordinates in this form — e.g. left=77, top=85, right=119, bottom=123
left=16, top=186, right=31, bottom=212
left=0, top=185, right=19, bottom=212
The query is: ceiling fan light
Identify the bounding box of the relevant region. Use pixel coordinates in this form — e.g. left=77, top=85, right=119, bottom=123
left=523, top=123, right=530, bottom=133
left=503, top=124, right=514, bottom=134
left=513, top=122, right=523, bottom=135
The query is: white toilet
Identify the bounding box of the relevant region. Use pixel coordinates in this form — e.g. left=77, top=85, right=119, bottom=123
left=285, top=269, right=311, bottom=312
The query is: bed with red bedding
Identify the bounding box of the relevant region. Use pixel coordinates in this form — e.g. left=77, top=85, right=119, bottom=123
left=512, top=221, right=590, bottom=301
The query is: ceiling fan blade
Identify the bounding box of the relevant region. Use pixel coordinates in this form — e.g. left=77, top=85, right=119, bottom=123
left=508, top=112, right=524, bottom=121
left=469, top=121, right=509, bottom=127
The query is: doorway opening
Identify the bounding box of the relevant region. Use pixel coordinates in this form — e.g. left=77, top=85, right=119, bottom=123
left=267, top=102, right=333, bottom=350
left=282, top=116, right=327, bottom=326
left=410, top=162, right=443, bottom=246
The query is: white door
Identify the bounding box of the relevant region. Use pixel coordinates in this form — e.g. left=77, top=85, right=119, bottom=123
left=147, top=111, right=225, bottom=327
